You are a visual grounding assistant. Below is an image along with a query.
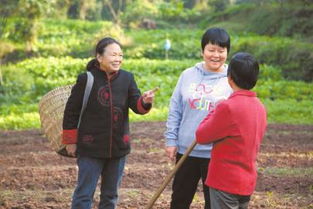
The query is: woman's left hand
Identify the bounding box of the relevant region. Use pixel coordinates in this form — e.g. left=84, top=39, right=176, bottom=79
left=142, top=87, right=159, bottom=104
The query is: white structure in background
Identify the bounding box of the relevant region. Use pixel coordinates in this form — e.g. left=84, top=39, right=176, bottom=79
left=164, top=39, right=171, bottom=59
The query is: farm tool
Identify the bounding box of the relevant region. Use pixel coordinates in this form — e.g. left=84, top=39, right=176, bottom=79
left=145, top=140, right=198, bottom=209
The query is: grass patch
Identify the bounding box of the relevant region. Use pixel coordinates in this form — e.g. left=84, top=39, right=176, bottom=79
left=263, top=99, right=313, bottom=124
left=259, top=152, right=313, bottom=160
left=252, top=191, right=312, bottom=209
left=0, top=189, right=73, bottom=204
left=1, top=98, right=313, bottom=130
left=0, top=112, right=40, bottom=130
left=130, top=107, right=168, bottom=122
left=259, top=167, right=313, bottom=177
left=270, top=151, right=311, bottom=157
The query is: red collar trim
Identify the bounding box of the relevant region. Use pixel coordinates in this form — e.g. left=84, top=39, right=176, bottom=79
left=229, top=90, right=256, bottom=98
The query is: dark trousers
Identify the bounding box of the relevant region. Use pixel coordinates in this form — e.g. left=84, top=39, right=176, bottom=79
left=170, top=153, right=211, bottom=209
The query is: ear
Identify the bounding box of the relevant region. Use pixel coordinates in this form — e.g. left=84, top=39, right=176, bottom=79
left=96, top=54, right=102, bottom=63
left=227, top=76, right=234, bottom=88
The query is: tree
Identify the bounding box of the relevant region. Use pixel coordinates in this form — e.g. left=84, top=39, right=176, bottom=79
left=208, top=0, right=230, bottom=12
left=19, top=0, right=53, bottom=51
left=67, top=0, right=98, bottom=20
left=121, top=0, right=158, bottom=27
left=103, top=0, right=122, bottom=24
left=102, top=0, right=135, bottom=24
left=0, top=0, right=53, bottom=51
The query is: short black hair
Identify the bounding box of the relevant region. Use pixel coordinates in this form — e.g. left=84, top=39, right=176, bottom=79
left=227, top=52, right=259, bottom=90
left=201, top=27, right=230, bottom=53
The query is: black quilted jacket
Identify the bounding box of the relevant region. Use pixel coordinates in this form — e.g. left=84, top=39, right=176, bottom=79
left=62, top=68, right=151, bottom=158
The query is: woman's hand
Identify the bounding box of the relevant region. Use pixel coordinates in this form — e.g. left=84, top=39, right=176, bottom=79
left=165, top=146, right=177, bottom=161
left=142, top=87, right=159, bottom=104
left=66, top=144, right=77, bottom=157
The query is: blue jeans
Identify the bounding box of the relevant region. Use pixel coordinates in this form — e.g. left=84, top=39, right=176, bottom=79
left=71, top=156, right=126, bottom=209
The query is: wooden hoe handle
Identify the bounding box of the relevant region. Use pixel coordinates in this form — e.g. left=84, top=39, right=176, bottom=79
left=144, top=140, right=198, bottom=209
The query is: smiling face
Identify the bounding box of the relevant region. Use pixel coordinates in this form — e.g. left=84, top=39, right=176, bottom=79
left=97, top=43, right=123, bottom=73
left=202, top=43, right=228, bottom=72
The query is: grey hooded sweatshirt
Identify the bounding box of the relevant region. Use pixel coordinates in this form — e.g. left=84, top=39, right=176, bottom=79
left=165, top=62, right=233, bottom=158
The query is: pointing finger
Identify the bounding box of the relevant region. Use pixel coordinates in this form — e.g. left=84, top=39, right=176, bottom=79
left=151, top=87, right=160, bottom=93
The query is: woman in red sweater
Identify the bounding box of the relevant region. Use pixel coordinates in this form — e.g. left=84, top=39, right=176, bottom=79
left=196, top=52, right=267, bottom=209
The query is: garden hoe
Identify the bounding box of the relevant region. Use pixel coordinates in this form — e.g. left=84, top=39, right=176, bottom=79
left=144, top=139, right=197, bottom=209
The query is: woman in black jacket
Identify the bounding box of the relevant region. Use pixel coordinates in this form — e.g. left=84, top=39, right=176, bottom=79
left=62, top=37, right=155, bottom=209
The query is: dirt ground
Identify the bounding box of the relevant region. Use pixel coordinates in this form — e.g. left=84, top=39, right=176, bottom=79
left=0, top=122, right=312, bottom=209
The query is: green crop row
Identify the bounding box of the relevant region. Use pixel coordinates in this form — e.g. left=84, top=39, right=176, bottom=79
left=1, top=57, right=312, bottom=129
left=2, top=57, right=311, bottom=107
left=128, top=29, right=313, bottom=81
left=2, top=57, right=312, bottom=103
left=3, top=18, right=313, bottom=81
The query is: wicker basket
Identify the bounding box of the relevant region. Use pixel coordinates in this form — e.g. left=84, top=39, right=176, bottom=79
left=38, top=85, right=74, bottom=157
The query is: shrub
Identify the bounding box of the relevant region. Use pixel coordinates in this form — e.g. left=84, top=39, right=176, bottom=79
left=232, top=35, right=313, bottom=82
left=1, top=57, right=313, bottom=129
left=2, top=57, right=312, bottom=107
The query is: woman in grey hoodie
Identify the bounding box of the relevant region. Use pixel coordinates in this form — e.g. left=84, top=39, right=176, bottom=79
left=165, top=27, right=232, bottom=209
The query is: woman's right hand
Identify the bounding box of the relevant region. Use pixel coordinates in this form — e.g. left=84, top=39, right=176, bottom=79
left=165, top=146, right=177, bottom=161
left=66, top=144, right=77, bottom=157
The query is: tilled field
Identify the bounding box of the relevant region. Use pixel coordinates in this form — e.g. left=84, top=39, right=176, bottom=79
left=0, top=122, right=312, bottom=209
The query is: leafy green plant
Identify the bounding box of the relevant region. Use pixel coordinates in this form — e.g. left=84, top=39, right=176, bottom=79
left=232, top=35, right=313, bottom=81
left=1, top=15, right=313, bottom=130
left=262, top=99, right=313, bottom=124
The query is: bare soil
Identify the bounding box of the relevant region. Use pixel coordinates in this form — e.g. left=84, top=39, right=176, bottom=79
left=0, top=122, right=312, bottom=209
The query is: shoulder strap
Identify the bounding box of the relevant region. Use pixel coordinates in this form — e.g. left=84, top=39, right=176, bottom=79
left=77, top=71, right=94, bottom=128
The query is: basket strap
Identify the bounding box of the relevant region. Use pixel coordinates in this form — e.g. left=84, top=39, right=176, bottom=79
left=78, top=71, right=94, bottom=128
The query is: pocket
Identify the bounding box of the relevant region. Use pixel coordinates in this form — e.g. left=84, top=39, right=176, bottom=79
left=114, top=134, right=130, bottom=150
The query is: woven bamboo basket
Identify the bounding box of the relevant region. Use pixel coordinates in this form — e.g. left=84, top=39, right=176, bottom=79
left=38, top=85, right=73, bottom=156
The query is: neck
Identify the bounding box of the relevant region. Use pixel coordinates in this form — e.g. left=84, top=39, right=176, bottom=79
left=106, top=71, right=116, bottom=79
left=228, top=78, right=244, bottom=92
left=232, top=85, right=243, bottom=92
left=99, top=66, right=116, bottom=73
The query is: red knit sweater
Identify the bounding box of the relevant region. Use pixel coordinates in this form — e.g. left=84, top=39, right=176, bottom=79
left=196, top=90, right=267, bottom=195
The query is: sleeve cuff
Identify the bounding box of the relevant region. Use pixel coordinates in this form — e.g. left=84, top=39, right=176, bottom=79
left=137, top=96, right=151, bottom=114
left=166, top=138, right=178, bottom=147
left=62, top=129, right=78, bottom=144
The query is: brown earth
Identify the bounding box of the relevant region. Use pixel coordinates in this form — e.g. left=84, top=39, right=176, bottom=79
left=0, top=122, right=312, bottom=209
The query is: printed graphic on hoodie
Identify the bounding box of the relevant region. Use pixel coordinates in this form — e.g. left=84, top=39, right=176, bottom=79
left=187, top=81, right=228, bottom=112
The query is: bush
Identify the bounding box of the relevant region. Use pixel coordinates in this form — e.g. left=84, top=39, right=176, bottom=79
left=125, top=29, right=202, bottom=59
left=203, top=3, right=313, bottom=39
left=2, top=57, right=312, bottom=107
left=1, top=57, right=86, bottom=103
left=1, top=57, right=198, bottom=107
left=247, top=4, right=313, bottom=38
left=126, top=29, right=313, bottom=82
left=255, top=80, right=313, bottom=101
left=263, top=99, right=313, bottom=124
left=36, top=19, right=126, bottom=58
left=232, top=35, right=313, bottom=82
left=1, top=57, right=313, bottom=129
left=121, top=0, right=158, bottom=28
